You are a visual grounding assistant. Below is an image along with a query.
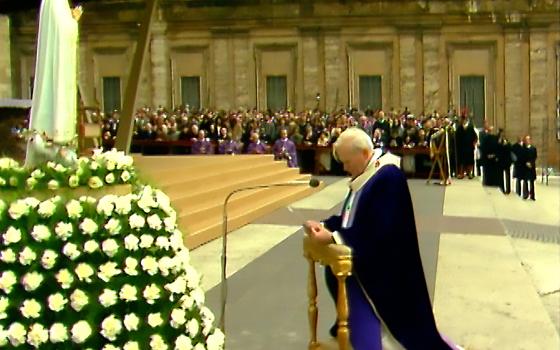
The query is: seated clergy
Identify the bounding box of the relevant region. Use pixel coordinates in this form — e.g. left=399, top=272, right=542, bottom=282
left=191, top=130, right=214, bottom=154
left=246, top=132, right=268, bottom=154
left=272, top=128, right=298, bottom=168
left=218, top=132, right=241, bottom=155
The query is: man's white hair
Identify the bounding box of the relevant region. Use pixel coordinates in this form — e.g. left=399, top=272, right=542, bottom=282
left=333, top=127, right=373, bottom=159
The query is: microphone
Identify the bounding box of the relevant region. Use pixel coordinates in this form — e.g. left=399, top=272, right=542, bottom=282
left=219, top=178, right=320, bottom=335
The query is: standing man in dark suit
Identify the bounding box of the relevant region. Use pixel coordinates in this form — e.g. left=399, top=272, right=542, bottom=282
left=497, top=129, right=512, bottom=194
left=522, top=135, right=537, bottom=200
left=511, top=137, right=525, bottom=196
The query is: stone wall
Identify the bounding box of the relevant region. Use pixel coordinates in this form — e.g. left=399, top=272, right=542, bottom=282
left=0, top=16, right=11, bottom=98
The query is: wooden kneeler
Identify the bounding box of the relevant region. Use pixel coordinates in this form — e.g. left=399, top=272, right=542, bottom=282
left=303, top=235, right=353, bottom=350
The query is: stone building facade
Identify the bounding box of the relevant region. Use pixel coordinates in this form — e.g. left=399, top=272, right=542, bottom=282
left=5, top=0, right=560, bottom=167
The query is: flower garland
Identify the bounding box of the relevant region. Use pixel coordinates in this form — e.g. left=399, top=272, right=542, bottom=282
left=0, top=149, right=137, bottom=191
left=0, top=185, right=224, bottom=349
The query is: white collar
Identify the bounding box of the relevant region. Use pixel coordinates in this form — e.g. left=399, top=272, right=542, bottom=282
left=349, top=150, right=401, bottom=193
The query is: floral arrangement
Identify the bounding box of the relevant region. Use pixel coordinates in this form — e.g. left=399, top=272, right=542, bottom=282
left=0, top=179, right=224, bottom=348
left=0, top=149, right=137, bottom=191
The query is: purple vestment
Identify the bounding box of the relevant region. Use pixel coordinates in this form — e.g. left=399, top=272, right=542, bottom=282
left=272, top=138, right=298, bottom=167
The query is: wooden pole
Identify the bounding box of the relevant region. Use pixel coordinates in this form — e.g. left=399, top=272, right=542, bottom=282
left=114, top=0, right=159, bottom=153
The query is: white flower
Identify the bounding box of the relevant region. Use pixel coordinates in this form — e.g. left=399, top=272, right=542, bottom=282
left=2, top=226, right=22, bottom=244
left=104, top=218, right=121, bottom=235
left=194, top=344, right=206, bottom=350
left=173, top=250, right=191, bottom=272
left=170, top=308, right=187, bottom=328
left=121, top=170, right=131, bottom=182
left=124, top=341, right=140, bottom=350
left=169, top=231, right=183, bottom=250
left=49, top=323, right=68, bottom=343
left=27, top=323, right=49, bottom=348
left=150, top=334, right=168, bottom=350
left=124, top=313, right=140, bottom=331
left=143, top=284, right=161, bottom=304
left=54, top=163, right=66, bottom=173
left=175, top=335, right=193, bottom=350
left=30, top=169, right=45, bottom=179
left=66, top=200, right=83, bottom=219
left=0, top=271, right=17, bottom=293
left=106, top=160, right=116, bottom=171
left=103, top=344, right=121, bottom=350
left=124, top=234, right=140, bottom=251
left=97, top=195, right=116, bottom=216
left=47, top=161, right=56, bottom=169
left=165, top=276, right=187, bottom=295
left=0, top=326, right=7, bottom=347
left=54, top=222, right=74, bottom=240
left=99, top=289, right=118, bottom=308
left=180, top=295, right=194, bottom=310
left=48, top=293, right=68, bottom=312
left=88, top=176, right=103, bottom=189
left=147, top=214, right=163, bottom=230
left=8, top=200, right=29, bottom=220
left=8, top=322, right=26, bottom=346
left=22, top=272, right=43, bottom=291
left=75, top=263, right=95, bottom=282
left=164, top=217, right=177, bottom=233
left=185, top=265, right=201, bottom=289
left=70, top=321, right=92, bottom=344
left=0, top=296, right=8, bottom=318
left=141, top=256, right=159, bottom=275
left=63, top=243, right=81, bottom=260
left=102, top=238, right=119, bottom=257
left=124, top=257, right=139, bottom=276
left=41, top=249, right=58, bottom=269
left=0, top=249, right=16, bottom=263
left=55, top=269, right=74, bottom=289
left=19, top=247, right=36, bottom=265
left=115, top=195, right=133, bottom=215
left=100, top=314, right=122, bottom=341
left=79, top=195, right=97, bottom=204
left=48, top=179, right=60, bottom=190
left=24, top=197, right=40, bottom=208
left=98, top=262, right=121, bottom=282
left=155, top=236, right=171, bottom=250
left=186, top=318, right=200, bottom=337
left=191, top=287, right=205, bottom=306
left=26, top=177, right=37, bottom=189
left=68, top=175, right=80, bottom=188
left=105, top=173, right=116, bottom=184
left=119, top=284, right=138, bottom=302
left=200, top=306, right=215, bottom=324
left=20, top=299, right=41, bottom=318
left=129, top=214, right=146, bottom=230
left=157, top=256, right=174, bottom=276
left=0, top=176, right=5, bottom=186
left=147, top=312, right=163, bottom=328
left=83, top=240, right=99, bottom=253
left=139, top=234, right=154, bottom=248
left=79, top=218, right=98, bottom=235
left=207, top=329, right=225, bottom=350
left=31, top=224, right=51, bottom=241
left=70, top=289, right=89, bottom=311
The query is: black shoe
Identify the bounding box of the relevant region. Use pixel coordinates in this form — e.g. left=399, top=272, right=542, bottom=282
left=329, top=324, right=337, bottom=338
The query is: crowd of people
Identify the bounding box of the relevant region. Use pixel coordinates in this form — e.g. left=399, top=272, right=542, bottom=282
left=94, top=105, right=539, bottom=199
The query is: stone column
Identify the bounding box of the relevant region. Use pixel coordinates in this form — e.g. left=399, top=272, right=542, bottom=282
left=233, top=34, right=250, bottom=109
left=212, top=36, right=232, bottom=110
left=528, top=31, right=548, bottom=160
left=0, top=15, right=12, bottom=98
left=504, top=33, right=528, bottom=140
left=323, top=31, right=343, bottom=111
left=399, top=34, right=417, bottom=114
left=302, top=30, right=321, bottom=110
left=423, top=33, right=441, bottom=114
left=150, top=21, right=170, bottom=108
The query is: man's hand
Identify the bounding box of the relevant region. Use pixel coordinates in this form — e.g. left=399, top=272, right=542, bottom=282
left=304, top=220, right=334, bottom=245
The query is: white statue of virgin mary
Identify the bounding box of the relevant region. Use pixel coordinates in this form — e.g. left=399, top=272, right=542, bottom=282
left=25, top=0, right=82, bottom=167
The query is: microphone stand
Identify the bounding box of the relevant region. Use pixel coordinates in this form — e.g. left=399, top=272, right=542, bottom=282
left=219, top=180, right=317, bottom=336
